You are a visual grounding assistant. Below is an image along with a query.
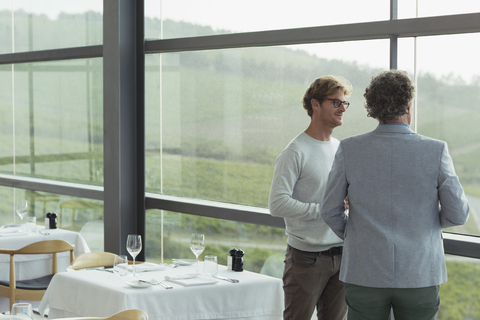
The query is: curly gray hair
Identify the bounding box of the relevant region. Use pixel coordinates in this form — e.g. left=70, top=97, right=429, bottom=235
left=364, top=70, right=415, bottom=123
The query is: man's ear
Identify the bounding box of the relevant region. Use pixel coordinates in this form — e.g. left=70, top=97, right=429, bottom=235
left=311, top=98, right=320, bottom=110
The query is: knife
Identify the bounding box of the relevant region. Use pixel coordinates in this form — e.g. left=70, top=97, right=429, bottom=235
left=213, top=275, right=239, bottom=283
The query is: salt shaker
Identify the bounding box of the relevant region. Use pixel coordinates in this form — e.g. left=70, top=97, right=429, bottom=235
left=228, top=248, right=237, bottom=271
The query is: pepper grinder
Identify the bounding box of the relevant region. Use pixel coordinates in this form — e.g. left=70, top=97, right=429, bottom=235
left=234, top=249, right=244, bottom=272
left=46, top=212, right=57, bottom=229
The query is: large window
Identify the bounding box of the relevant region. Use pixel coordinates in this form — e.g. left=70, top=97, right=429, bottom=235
left=0, top=1, right=102, bottom=53
left=145, top=40, right=389, bottom=206
left=6, top=59, right=103, bottom=184
left=0, top=2, right=480, bottom=318
left=145, top=0, right=389, bottom=39
left=414, top=33, right=480, bottom=236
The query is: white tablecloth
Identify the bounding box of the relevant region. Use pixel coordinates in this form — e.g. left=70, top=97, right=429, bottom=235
left=40, top=263, right=284, bottom=320
left=0, top=228, right=90, bottom=312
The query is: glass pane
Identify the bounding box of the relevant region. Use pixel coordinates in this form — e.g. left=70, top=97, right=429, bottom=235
left=0, top=8, right=12, bottom=54
left=0, top=0, right=102, bottom=53
left=0, top=188, right=103, bottom=252
left=8, top=59, right=104, bottom=185
left=398, top=0, right=417, bottom=19
left=56, top=195, right=104, bottom=251
left=441, top=255, right=480, bottom=319
left=399, top=0, right=480, bottom=18
left=145, top=209, right=285, bottom=275
left=146, top=0, right=389, bottom=39
left=145, top=41, right=388, bottom=207
left=0, top=186, right=15, bottom=226
left=414, top=33, right=480, bottom=236
left=417, top=0, right=480, bottom=17
left=0, top=65, right=13, bottom=172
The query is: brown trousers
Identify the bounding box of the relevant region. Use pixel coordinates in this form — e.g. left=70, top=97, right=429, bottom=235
left=283, top=245, right=347, bottom=320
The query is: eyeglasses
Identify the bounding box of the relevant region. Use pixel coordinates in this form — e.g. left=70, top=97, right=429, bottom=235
left=325, top=98, right=350, bottom=109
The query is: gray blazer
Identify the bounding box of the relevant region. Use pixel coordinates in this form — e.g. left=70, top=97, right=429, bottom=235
left=321, top=124, right=469, bottom=288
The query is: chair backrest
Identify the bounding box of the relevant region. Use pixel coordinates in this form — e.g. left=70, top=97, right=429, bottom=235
left=53, top=309, right=148, bottom=320
left=107, top=309, right=148, bottom=320
left=70, top=252, right=117, bottom=270
left=0, top=239, right=75, bottom=311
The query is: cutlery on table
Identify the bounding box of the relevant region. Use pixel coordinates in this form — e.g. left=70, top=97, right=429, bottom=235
left=140, top=279, right=173, bottom=289
left=172, top=259, right=191, bottom=265
left=213, top=275, right=239, bottom=283
left=35, top=230, right=50, bottom=235
left=158, top=281, right=173, bottom=289
left=161, top=263, right=177, bottom=268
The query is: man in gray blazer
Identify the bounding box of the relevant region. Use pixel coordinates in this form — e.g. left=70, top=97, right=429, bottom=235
left=320, top=70, right=470, bottom=320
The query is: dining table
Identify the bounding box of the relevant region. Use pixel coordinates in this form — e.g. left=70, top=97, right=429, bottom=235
left=0, top=225, right=90, bottom=312
left=39, top=261, right=284, bottom=320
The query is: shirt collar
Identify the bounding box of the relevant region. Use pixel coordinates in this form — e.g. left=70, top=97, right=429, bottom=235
left=379, top=122, right=410, bottom=128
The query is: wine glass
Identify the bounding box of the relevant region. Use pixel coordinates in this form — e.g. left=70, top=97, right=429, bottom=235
left=190, top=234, right=205, bottom=273
left=15, top=200, right=28, bottom=231
left=126, top=234, right=142, bottom=277
left=11, top=302, right=34, bottom=319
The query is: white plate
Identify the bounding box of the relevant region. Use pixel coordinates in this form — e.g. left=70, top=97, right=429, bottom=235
left=126, top=280, right=152, bottom=288
left=1, top=223, right=22, bottom=228
left=172, top=259, right=196, bottom=266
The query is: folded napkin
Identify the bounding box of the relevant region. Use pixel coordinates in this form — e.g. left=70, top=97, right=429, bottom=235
left=164, top=273, right=199, bottom=280
left=118, top=262, right=166, bottom=273
left=164, top=274, right=218, bottom=286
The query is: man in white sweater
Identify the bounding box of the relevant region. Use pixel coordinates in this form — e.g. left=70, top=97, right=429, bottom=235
left=269, top=76, right=352, bottom=320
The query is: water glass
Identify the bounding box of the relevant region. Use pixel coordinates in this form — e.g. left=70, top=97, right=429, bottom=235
left=11, top=302, right=33, bottom=319
left=203, top=255, right=218, bottom=276
left=26, top=217, right=37, bottom=232
left=113, top=255, right=129, bottom=276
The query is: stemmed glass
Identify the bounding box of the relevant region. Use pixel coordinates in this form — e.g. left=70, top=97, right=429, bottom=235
left=126, top=234, right=142, bottom=277
left=190, top=234, right=205, bottom=273
left=15, top=200, right=28, bottom=231
left=11, top=302, right=34, bottom=319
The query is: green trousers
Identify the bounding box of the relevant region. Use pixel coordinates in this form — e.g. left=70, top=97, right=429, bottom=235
left=345, top=283, right=440, bottom=320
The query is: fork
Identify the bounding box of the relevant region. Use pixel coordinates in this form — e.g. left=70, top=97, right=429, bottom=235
left=151, top=278, right=173, bottom=289
left=35, top=230, right=50, bottom=236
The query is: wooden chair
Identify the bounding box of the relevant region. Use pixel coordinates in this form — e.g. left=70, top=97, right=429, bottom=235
left=54, top=309, right=148, bottom=320
left=0, top=240, right=75, bottom=311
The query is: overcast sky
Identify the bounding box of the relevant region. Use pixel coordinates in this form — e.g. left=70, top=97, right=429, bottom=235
left=1, top=0, right=479, bottom=82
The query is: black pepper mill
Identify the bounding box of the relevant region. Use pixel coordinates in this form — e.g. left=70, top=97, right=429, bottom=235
left=233, top=249, right=244, bottom=272
left=228, top=248, right=237, bottom=271
left=46, top=212, right=57, bottom=229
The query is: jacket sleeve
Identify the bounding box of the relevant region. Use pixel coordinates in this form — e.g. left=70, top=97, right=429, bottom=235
left=320, top=143, right=349, bottom=239
left=269, top=148, right=321, bottom=221
left=438, top=142, right=470, bottom=228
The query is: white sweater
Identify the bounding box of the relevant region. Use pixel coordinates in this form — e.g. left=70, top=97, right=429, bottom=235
left=269, top=132, right=343, bottom=252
